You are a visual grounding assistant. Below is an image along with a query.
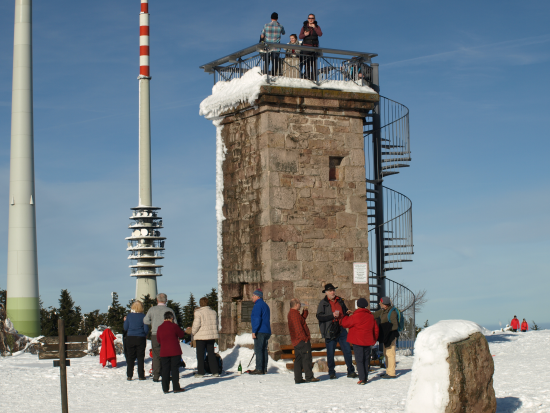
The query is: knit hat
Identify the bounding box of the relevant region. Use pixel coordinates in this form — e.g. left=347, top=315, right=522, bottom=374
left=253, top=289, right=263, bottom=298
left=380, top=296, right=391, bottom=306
left=271, top=12, right=278, bottom=20
left=357, top=298, right=368, bottom=308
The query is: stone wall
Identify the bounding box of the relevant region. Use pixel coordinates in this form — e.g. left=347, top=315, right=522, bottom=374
left=218, top=86, right=378, bottom=358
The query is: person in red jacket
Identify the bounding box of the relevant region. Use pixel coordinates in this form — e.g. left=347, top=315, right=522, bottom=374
left=340, top=298, right=379, bottom=385
left=521, top=319, right=528, bottom=332
left=287, top=298, right=319, bottom=384
left=510, top=316, right=520, bottom=332
left=156, top=312, right=185, bottom=394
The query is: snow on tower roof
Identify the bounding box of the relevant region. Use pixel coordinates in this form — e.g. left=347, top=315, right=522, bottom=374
left=199, top=67, right=377, bottom=120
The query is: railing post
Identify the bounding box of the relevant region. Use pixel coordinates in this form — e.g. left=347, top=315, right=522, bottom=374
left=371, top=63, right=386, bottom=303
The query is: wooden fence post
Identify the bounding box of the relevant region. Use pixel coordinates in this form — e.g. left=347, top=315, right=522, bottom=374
left=58, top=319, right=69, bottom=413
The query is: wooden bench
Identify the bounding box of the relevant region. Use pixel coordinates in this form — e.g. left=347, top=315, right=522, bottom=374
left=281, top=343, right=381, bottom=370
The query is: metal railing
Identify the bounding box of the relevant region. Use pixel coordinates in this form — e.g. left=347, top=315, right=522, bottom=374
left=200, top=43, right=377, bottom=87
left=386, top=277, right=416, bottom=352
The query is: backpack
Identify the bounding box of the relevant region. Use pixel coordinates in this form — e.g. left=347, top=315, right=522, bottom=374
left=388, top=308, right=405, bottom=332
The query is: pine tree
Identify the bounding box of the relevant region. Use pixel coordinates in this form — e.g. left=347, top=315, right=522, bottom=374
left=58, top=289, right=82, bottom=335
left=531, top=320, right=539, bottom=331
left=40, top=305, right=59, bottom=336
left=82, top=310, right=108, bottom=336
left=107, top=292, right=126, bottom=334
left=141, top=294, right=156, bottom=315
left=182, top=293, right=197, bottom=328
left=423, top=320, right=430, bottom=328
left=166, top=299, right=184, bottom=329
left=205, top=288, right=218, bottom=313
left=0, top=286, right=6, bottom=308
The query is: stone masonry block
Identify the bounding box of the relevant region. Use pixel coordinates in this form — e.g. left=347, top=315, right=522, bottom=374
left=271, top=187, right=295, bottom=210
left=336, top=212, right=358, bottom=228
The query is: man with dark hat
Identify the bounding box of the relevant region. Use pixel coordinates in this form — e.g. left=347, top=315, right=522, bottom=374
left=372, top=296, right=399, bottom=378
left=316, top=283, right=357, bottom=379
left=260, top=12, right=285, bottom=75
left=250, top=289, right=271, bottom=375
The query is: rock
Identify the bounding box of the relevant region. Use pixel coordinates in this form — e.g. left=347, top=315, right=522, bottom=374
left=445, top=332, right=496, bottom=413
left=313, top=359, right=328, bottom=373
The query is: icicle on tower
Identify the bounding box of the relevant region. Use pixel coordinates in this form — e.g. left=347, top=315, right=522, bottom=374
left=126, top=0, right=165, bottom=300
left=6, top=0, right=40, bottom=337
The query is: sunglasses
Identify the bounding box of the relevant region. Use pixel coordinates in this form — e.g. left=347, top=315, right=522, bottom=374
left=308, top=17, right=315, bottom=19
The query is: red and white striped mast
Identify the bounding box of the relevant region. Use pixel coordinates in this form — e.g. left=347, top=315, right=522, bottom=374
left=126, top=0, right=165, bottom=300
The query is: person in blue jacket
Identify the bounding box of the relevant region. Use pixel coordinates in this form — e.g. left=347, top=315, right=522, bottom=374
left=250, top=289, right=271, bottom=375
left=123, top=300, right=149, bottom=381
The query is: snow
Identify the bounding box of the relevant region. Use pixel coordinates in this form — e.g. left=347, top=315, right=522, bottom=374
left=199, top=67, right=377, bottom=120
left=406, top=320, right=482, bottom=413
left=1, top=330, right=549, bottom=412
left=214, top=119, right=226, bottom=325
left=234, top=333, right=254, bottom=346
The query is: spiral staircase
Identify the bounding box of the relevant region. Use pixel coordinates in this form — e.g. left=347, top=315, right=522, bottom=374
left=365, top=68, right=416, bottom=345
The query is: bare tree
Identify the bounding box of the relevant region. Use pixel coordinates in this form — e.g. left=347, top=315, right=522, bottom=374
left=414, top=289, right=428, bottom=314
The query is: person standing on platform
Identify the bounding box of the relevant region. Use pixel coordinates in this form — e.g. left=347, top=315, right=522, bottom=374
left=510, top=316, right=520, bottom=332
left=373, top=297, right=399, bottom=379
left=299, top=13, right=323, bottom=80
left=250, top=289, right=271, bottom=375
left=260, top=12, right=285, bottom=76
left=123, top=300, right=149, bottom=381
left=339, top=298, right=379, bottom=385
left=143, top=293, right=176, bottom=382
left=287, top=298, right=319, bottom=384
left=316, top=283, right=357, bottom=380
left=156, top=312, right=185, bottom=394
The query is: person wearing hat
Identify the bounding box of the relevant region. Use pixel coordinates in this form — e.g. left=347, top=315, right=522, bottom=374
left=510, top=316, right=520, bottom=332
left=250, top=289, right=271, bottom=375
left=339, top=298, right=379, bottom=384
left=316, top=283, right=357, bottom=379
left=372, top=297, right=399, bottom=378
left=260, top=12, right=285, bottom=76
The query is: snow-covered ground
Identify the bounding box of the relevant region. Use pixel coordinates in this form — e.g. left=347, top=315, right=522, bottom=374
left=1, top=330, right=548, bottom=412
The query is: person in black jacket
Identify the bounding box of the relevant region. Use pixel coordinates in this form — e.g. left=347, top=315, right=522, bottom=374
left=316, top=284, right=357, bottom=380
left=299, top=14, right=323, bottom=80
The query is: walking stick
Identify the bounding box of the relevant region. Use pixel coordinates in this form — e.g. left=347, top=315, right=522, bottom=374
left=246, top=352, right=255, bottom=369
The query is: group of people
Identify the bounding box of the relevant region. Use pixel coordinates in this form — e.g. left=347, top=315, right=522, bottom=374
left=260, top=12, right=323, bottom=80
left=510, top=315, right=529, bottom=332
left=249, top=284, right=400, bottom=385
left=123, top=293, right=220, bottom=394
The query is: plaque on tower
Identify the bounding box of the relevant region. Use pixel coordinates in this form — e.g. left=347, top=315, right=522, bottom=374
left=353, top=262, right=368, bottom=284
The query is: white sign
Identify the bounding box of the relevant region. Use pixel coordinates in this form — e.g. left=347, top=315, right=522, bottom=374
left=353, top=262, right=368, bottom=284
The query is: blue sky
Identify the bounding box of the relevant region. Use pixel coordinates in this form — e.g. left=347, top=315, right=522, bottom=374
left=1, top=1, right=548, bottom=328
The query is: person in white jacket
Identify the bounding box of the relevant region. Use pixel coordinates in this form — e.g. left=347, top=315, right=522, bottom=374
left=192, top=297, right=219, bottom=377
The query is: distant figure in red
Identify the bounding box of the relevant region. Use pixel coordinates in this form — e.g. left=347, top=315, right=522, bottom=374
left=521, top=319, right=529, bottom=332
left=510, top=316, right=520, bottom=332
left=100, top=328, right=117, bottom=367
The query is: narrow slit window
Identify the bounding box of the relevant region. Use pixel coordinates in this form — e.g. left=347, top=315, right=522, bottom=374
left=329, top=157, right=344, bottom=181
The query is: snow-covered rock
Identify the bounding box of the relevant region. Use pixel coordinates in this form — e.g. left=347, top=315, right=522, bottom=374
left=405, top=320, right=484, bottom=413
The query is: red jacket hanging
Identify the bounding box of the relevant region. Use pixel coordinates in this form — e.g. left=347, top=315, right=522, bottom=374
left=521, top=321, right=528, bottom=331
left=510, top=318, right=520, bottom=330
left=339, top=308, right=379, bottom=346
left=99, top=328, right=118, bottom=367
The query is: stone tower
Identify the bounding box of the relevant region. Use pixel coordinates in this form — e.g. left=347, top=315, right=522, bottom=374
left=215, top=85, right=378, bottom=358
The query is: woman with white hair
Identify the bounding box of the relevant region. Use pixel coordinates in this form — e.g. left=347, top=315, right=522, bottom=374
left=123, top=300, right=149, bottom=381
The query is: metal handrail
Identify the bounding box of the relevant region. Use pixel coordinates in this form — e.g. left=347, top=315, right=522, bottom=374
left=200, top=43, right=377, bottom=72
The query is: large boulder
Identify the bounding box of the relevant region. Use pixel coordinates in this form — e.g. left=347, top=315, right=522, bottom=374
left=446, top=332, right=496, bottom=413
left=406, top=320, right=496, bottom=413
